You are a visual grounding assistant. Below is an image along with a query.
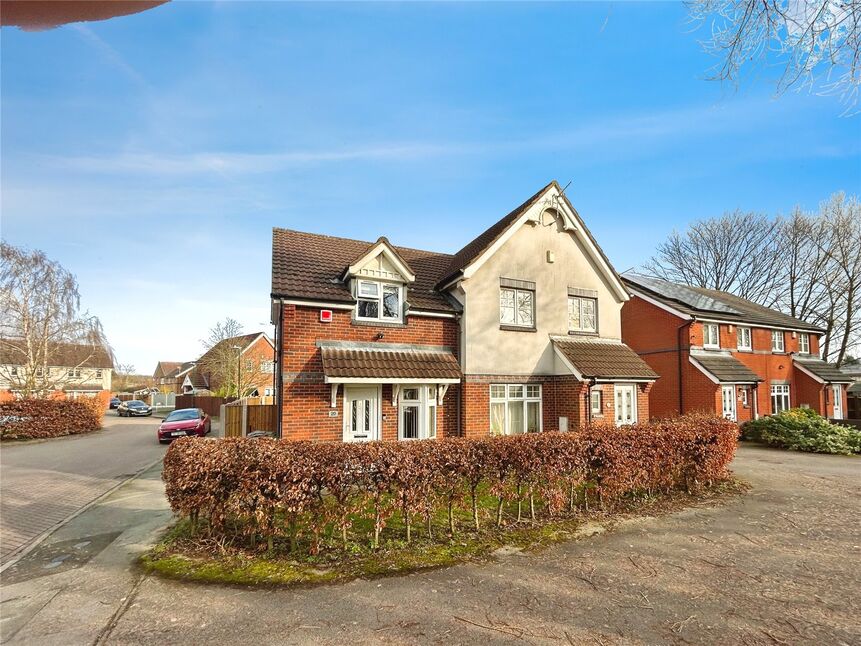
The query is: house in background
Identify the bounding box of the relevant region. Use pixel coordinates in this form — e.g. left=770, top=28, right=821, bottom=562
left=270, top=181, right=657, bottom=442
left=621, top=273, right=850, bottom=421
left=840, top=359, right=861, bottom=419
left=184, top=332, right=275, bottom=396
left=153, top=360, right=195, bottom=394
left=0, top=340, right=113, bottom=399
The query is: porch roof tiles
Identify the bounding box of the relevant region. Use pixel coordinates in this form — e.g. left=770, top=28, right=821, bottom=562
left=690, top=351, right=762, bottom=383
left=552, top=338, right=658, bottom=381
left=320, top=345, right=462, bottom=382
left=794, top=357, right=854, bottom=383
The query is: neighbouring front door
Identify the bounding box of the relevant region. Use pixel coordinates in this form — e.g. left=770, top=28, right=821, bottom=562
left=832, top=384, right=843, bottom=420
left=343, top=386, right=380, bottom=442
left=614, top=384, right=637, bottom=426
left=721, top=385, right=737, bottom=421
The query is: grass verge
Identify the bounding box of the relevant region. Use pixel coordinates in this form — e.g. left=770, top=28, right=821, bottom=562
left=140, top=478, right=749, bottom=588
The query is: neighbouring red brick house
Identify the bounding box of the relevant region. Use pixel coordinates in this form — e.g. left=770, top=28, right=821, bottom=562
left=621, top=273, right=851, bottom=421
left=271, top=181, right=657, bottom=441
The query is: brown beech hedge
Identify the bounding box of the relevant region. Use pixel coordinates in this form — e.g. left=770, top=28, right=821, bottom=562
left=0, top=398, right=104, bottom=440
left=163, top=414, right=737, bottom=553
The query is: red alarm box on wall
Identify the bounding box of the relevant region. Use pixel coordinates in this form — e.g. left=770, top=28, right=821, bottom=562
left=320, top=309, right=333, bottom=323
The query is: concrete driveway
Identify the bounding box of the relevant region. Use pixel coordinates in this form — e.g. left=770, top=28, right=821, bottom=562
left=2, top=444, right=859, bottom=645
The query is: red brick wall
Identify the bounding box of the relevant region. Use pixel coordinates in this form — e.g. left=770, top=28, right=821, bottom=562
left=795, top=370, right=824, bottom=412
left=279, top=304, right=459, bottom=440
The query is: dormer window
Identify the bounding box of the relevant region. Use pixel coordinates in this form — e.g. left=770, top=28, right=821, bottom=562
left=356, top=280, right=402, bottom=322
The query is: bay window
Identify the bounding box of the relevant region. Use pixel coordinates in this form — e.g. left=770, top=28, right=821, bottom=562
left=490, top=384, right=541, bottom=435
left=568, top=296, right=597, bottom=333
left=356, top=280, right=402, bottom=323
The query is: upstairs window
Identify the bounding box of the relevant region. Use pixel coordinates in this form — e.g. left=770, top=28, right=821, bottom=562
left=771, top=330, right=785, bottom=352
left=95, top=369, right=103, bottom=378
left=261, top=360, right=275, bottom=373
left=568, top=296, right=597, bottom=333
left=799, top=333, right=810, bottom=354
left=499, top=287, right=534, bottom=329
left=703, top=323, right=720, bottom=349
left=356, top=280, right=402, bottom=323
left=737, top=327, right=752, bottom=351
left=67, top=367, right=81, bottom=378
left=10, top=366, right=18, bottom=376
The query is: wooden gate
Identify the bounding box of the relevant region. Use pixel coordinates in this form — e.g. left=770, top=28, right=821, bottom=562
left=220, top=403, right=277, bottom=438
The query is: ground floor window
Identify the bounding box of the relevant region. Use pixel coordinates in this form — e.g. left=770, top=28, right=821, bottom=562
left=590, top=389, right=602, bottom=416
left=771, top=384, right=790, bottom=414
left=490, top=384, right=541, bottom=435
left=399, top=385, right=437, bottom=440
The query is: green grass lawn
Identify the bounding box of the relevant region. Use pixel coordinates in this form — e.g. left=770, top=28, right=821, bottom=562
left=141, top=479, right=748, bottom=587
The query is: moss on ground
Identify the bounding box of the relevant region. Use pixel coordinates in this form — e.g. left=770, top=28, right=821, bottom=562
left=140, top=478, right=748, bottom=588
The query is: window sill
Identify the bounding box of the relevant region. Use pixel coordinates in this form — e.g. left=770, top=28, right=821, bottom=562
left=736, top=348, right=752, bottom=353
left=568, top=330, right=598, bottom=337
left=702, top=346, right=721, bottom=351
left=499, top=324, right=537, bottom=333
left=353, top=319, right=407, bottom=329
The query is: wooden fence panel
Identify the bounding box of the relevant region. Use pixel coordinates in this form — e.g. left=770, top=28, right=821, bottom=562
left=246, top=404, right=277, bottom=434
left=222, top=406, right=244, bottom=438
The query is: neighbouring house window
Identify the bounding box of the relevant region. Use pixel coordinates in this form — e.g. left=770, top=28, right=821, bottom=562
left=590, top=389, right=602, bottom=416
left=799, top=333, right=810, bottom=354
left=356, top=280, right=402, bottom=322
left=95, top=369, right=103, bottom=378
left=67, top=367, right=81, bottom=377
left=703, top=323, right=720, bottom=349
left=771, top=330, right=785, bottom=352
left=264, top=387, right=273, bottom=396
left=568, top=296, right=597, bottom=333
left=399, top=385, right=437, bottom=440
left=261, top=360, right=275, bottom=372
left=245, top=359, right=254, bottom=371
left=490, top=384, right=541, bottom=435
left=10, top=366, right=18, bottom=376
left=499, top=287, right=535, bottom=328
left=36, top=367, right=44, bottom=377
left=737, top=327, right=752, bottom=351
left=771, top=384, right=790, bottom=413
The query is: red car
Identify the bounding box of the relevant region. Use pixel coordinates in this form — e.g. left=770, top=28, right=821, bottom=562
left=158, top=408, right=211, bottom=443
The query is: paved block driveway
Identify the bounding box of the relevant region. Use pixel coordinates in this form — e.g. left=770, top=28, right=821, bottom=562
left=107, top=444, right=861, bottom=645
left=0, top=415, right=168, bottom=565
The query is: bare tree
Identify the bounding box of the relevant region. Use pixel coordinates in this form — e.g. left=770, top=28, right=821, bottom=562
left=198, top=318, right=268, bottom=397
left=688, top=0, right=861, bottom=110
left=0, top=242, right=111, bottom=398
left=644, top=193, right=860, bottom=364
left=113, top=363, right=137, bottom=393
left=643, top=211, right=784, bottom=306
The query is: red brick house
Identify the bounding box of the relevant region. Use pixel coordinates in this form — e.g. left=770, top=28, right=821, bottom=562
left=182, top=333, right=275, bottom=397
left=270, top=181, right=657, bottom=441
left=621, top=273, right=851, bottom=421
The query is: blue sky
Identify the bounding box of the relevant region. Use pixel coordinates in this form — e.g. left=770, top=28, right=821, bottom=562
left=2, top=2, right=859, bottom=372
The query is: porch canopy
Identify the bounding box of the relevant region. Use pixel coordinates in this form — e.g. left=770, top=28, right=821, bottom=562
left=551, top=337, right=658, bottom=382
left=793, top=356, right=853, bottom=384
left=319, top=342, right=462, bottom=384
left=690, top=350, right=761, bottom=384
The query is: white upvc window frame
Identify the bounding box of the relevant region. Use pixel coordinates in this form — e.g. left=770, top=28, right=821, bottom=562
left=740, top=387, right=749, bottom=407
left=398, top=385, right=437, bottom=441
left=568, top=296, right=598, bottom=333
left=590, top=389, right=602, bottom=416
left=499, top=287, right=535, bottom=328
left=703, top=323, right=720, bottom=349
left=770, top=384, right=790, bottom=414
left=489, top=384, right=542, bottom=435
left=355, top=279, right=403, bottom=323
left=261, top=360, right=275, bottom=373
left=799, top=332, right=810, bottom=354
left=737, top=327, right=752, bottom=351
left=771, top=330, right=785, bottom=352
left=67, top=367, right=82, bottom=378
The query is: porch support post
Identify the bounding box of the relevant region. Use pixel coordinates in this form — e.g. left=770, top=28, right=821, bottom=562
left=330, top=384, right=339, bottom=408
left=437, top=384, right=449, bottom=405
left=392, top=384, right=401, bottom=407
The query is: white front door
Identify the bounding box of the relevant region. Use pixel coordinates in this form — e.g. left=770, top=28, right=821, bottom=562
left=721, top=385, right=737, bottom=421
left=343, top=386, right=380, bottom=442
left=614, top=384, right=637, bottom=426
left=832, top=385, right=843, bottom=419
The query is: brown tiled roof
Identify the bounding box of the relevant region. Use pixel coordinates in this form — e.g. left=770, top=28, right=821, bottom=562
left=794, top=357, right=854, bottom=383
left=320, top=345, right=461, bottom=381
left=690, top=351, right=761, bottom=383
left=622, top=273, right=824, bottom=333
left=552, top=338, right=658, bottom=380
left=153, top=361, right=183, bottom=379
left=0, top=339, right=114, bottom=369
left=271, top=229, right=456, bottom=312
left=196, top=333, right=270, bottom=366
